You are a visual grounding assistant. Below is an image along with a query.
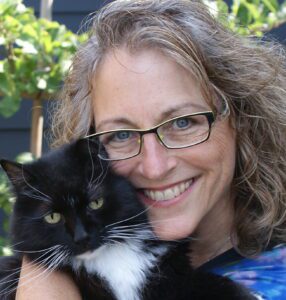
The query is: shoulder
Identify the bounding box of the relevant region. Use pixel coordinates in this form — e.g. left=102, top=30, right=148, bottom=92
left=204, top=244, right=286, bottom=300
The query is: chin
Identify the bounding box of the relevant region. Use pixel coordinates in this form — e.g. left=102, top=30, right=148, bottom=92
left=152, top=221, right=194, bottom=241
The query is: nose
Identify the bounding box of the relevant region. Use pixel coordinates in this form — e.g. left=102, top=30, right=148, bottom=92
left=74, top=219, right=89, bottom=245
left=138, top=133, right=176, bottom=180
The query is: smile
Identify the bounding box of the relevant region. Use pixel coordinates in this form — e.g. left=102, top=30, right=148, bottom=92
left=143, top=179, right=194, bottom=201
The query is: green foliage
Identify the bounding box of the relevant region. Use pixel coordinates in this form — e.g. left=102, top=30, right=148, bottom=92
left=0, top=152, right=34, bottom=256
left=0, top=171, right=14, bottom=256
left=204, top=0, right=286, bottom=36
left=0, top=0, right=87, bottom=117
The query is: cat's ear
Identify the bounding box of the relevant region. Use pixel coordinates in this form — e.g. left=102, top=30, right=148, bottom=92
left=0, top=159, right=30, bottom=188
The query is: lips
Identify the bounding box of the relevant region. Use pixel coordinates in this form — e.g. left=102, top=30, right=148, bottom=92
left=143, top=179, right=194, bottom=201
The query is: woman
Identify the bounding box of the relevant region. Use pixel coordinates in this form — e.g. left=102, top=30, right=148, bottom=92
left=16, top=0, right=286, bottom=299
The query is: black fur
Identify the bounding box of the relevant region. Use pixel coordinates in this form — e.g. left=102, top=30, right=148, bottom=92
left=0, top=139, right=256, bottom=300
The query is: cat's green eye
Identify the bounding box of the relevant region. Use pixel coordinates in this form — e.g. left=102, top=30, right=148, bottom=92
left=44, top=212, right=62, bottom=224
left=89, top=198, right=104, bottom=210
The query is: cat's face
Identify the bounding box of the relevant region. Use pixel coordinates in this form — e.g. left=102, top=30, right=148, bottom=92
left=1, top=140, right=149, bottom=266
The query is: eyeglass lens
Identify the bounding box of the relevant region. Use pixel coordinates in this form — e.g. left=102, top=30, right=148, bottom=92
left=94, top=114, right=211, bottom=160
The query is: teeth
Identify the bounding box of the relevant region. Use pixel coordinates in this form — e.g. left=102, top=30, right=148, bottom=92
left=144, top=179, right=193, bottom=201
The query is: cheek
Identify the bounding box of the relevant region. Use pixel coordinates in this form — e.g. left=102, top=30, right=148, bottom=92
left=111, top=160, right=136, bottom=177
left=208, top=121, right=235, bottom=163
left=182, top=123, right=236, bottom=185
left=197, top=125, right=236, bottom=193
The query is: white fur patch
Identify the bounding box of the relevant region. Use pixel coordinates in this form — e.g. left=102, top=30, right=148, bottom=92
left=73, top=241, right=168, bottom=300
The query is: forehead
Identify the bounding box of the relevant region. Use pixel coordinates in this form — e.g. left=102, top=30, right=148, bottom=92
left=92, top=48, right=210, bottom=131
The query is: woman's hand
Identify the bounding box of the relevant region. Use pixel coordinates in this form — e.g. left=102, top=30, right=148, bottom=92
left=16, top=256, right=81, bottom=300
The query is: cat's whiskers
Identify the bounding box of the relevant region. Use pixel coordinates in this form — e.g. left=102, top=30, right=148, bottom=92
left=108, top=222, right=153, bottom=229
left=106, top=226, right=159, bottom=243
left=46, top=249, right=69, bottom=270
left=109, top=225, right=154, bottom=232
left=21, top=169, right=52, bottom=203
left=108, top=229, right=153, bottom=235
left=103, top=239, right=125, bottom=247
left=0, top=246, right=61, bottom=286
left=107, top=235, right=160, bottom=243
left=21, top=191, right=52, bottom=204
left=87, top=140, right=110, bottom=190
left=0, top=246, right=69, bottom=297
left=104, top=205, right=155, bottom=229
left=89, top=161, right=110, bottom=191
left=0, top=246, right=62, bottom=296
left=86, top=139, right=110, bottom=188
left=22, top=210, right=53, bottom=221
left=0, top=240, right=24, bottom=251
left=108, top=221, right=199, bottom=243
left=108, top=226, right=154, bottom=235
left=86, top=138, right=97, bottom=187
left=12, top=250, right=69, bottom=296
left=107, top=236, right=157, bottom=242
left=104, top=202, right=201, bottom=242
left=13, top=244, right=61, bottom=254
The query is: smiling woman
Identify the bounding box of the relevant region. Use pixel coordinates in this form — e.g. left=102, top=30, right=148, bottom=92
left=16, top=0, right=286, bottom=299
left=89, top=48, right=236, bottom=247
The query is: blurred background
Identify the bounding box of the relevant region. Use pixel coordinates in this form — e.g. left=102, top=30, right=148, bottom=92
left=0, top=0, right=112, bottom=160
left=0, top=0, right=285, bottom=254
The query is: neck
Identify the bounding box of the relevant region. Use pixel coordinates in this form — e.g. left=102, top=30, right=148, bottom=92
left=190, top=194, right=235, bottom=268
left=190, top=234, right=233, bottom=268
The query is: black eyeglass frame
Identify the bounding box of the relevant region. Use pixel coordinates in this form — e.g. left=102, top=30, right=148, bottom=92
left=85, top=111, right=216, bottom=161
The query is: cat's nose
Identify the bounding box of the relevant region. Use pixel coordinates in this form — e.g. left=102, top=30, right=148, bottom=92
left=74, top=221, right=89, bottom=245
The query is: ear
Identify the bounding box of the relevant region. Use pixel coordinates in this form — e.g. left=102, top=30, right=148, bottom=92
left=0, top=159, right=28, bottom=188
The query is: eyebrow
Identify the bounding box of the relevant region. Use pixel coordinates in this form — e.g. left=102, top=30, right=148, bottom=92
left=96, top=101, right=210, bottom=132
left=159, top=102, right=209, bottom=122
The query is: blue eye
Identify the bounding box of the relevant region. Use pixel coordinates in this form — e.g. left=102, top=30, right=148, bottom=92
left=173, top=118, right=191, bottom=129
left=114, top=131, right=131, bottom=140
left=103, top=131, right=135, bottom=145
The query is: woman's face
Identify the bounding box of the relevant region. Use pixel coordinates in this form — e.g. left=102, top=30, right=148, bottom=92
left=92, top=48, right=236, bottom=240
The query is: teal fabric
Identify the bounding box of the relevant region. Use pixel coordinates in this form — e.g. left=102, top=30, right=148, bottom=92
left=202, top=244, right=286, bottom=299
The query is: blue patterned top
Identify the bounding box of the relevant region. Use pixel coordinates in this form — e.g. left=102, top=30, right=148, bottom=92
left=200, top=244, right=286, bottom=299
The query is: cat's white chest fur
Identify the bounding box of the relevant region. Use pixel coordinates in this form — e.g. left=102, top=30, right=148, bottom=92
left=73, top=241, right=168, bottom=300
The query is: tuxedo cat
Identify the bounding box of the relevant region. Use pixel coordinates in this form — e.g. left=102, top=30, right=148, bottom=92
left=0, top=139, right=256, bottom=300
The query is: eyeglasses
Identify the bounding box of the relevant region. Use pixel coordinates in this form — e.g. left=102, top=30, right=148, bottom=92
left=85, top=111, right=217, bottom=161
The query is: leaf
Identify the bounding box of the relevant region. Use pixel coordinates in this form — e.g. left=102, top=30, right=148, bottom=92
left=15, top=2, right=27, bottom=13
left=0, top=61, right=4, bottom=73
left=0, top=94, right=21, bottom=117
left=262, top=0, right=279, bottom=12
left=0, top=71, right=15, bottom=95
left=0, top=237, right=11, bottom=257
left=15, top=152, right=34, bottom=163
left=2, top=246, right=12, bottom=256
left=37, top=78, right=47, bottom=90
left=0, top=37, right=5, bottom=45
left=15, top=39, right=38, bottom=54
left=21, top=24, right=39, bottom=40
